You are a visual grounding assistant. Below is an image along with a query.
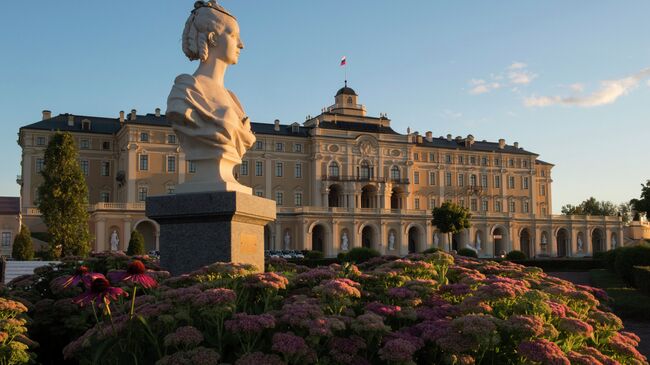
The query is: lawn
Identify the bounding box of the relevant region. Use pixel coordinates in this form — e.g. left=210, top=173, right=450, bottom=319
left=590, top=269, right=650, bottom=320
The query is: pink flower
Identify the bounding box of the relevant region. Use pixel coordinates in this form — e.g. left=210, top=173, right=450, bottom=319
left=225, top=313, right=275, bottom=335
left=235, top=352, right=284, bottom=365
left=315, top=278, right=361, bottom=299
left=517, top=339, right=570, bottom=365
left=328, top=336, right=367, bottom=365
left=163, top=326, right=204, bottom=348
left=579, top=346, right=622, bottom=365
left=272, top=332, right=316, bottom=362
left=351, top=312, right=390, bottom=334
left=608, top=332, right=647, bottom=362
left=567, top=351, right=604, bottom=365
left=51, top=266, right=101, bottom=291
left=365, top=301, right=402, bottom=317
left=72, top=275, right=128, bottom=308
left=277, top=296, right=323, bottom=327
left=108, top=260, right=157, bottom=288
left=505, top=315, right=546, bottom=339
left=378, top=338, right=418, bottom=363
left=245, top=272, right=289, bottom=290
left=557, top=317, right=594, bottom=337
left=156, top=347, right=220, bottom=365
left=191, top=288, right=236, bottom=307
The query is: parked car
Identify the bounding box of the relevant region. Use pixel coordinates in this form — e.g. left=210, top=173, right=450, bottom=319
left=290, top=250, right=305, bottom=259
left=280, top=250, right=293, bottom=259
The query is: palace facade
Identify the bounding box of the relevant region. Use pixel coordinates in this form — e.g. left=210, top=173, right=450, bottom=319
left=17, top=84, right=624, bottom=258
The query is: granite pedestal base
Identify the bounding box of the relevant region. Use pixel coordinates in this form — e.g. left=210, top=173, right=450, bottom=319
left=146, top=191, right=276, bottom=276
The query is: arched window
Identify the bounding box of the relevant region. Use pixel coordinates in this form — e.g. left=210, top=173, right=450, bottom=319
left=390, top=166, right=400, bottom=181
left=347, top=96, right=353, bottom=104
left=329, top=162, right=340, bottom=177
left=470, top=174, right=477, bottom=186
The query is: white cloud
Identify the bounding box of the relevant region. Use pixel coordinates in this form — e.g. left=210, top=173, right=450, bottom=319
left=468, top=62, right=535, bottom=95
left=568, top=83, right=585, bottom=93
left=647, top=79, right=650, bottom=87
left=441, top=109, right=462, bottom=119
left=525, top=68, right=650, bottom=107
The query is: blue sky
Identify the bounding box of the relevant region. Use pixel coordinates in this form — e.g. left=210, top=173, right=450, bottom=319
left=0, top=1, right=648, bottom=212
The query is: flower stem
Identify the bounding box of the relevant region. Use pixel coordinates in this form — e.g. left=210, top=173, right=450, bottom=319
left=130, top=286, right=138, bottom=319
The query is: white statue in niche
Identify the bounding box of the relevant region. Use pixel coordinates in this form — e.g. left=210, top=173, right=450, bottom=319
left=388, top=231, right=396, bottom=251
left=433, top=233, right=440, bottom=247
left=284, top=231, right=291, bottom=250
left=341, top=232, right=349, bottom=251
left=476, top=234, right=482, bottom=251
left=110, top=230, right=119, bottom=251
left=167, top=1, right=255, bottom=194
left=612, top=235, right=617, bottom=249
left=577, top=236, right=584, bottom=252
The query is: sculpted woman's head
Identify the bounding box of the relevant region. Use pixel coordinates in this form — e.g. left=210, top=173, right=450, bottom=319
left=182, top=1, right=244, bottom=64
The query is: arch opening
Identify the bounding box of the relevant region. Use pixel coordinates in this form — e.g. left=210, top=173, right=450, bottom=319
left=556, top=228, right=569, bottom=257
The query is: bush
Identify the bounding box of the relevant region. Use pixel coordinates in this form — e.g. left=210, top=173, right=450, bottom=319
left=12, top=225, right=34, bottom=260
left=515, top=259, right=603, bottom=272
left=632, top=266, right=650, bottom=294
left=344, top=247, right=380, bottom=263
left=127, top=230, right=146, bottom=256
left=603, top=248, right=621, bottom=272
left=506, top=250, right=526, bottom=261
left=422, top=247, right=442, bottom=254
left=305, top=250, right=324, bottom=260
left=614, top=244, right=650, bottom=284
left=457, top=248, right=478, bottom=258
left=337, top=252, right=347, bottom=261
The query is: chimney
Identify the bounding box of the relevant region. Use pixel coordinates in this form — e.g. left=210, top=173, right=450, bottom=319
left=155, top=108, right=161, bottom=117
left=130, top=109, right=137, bottom=121
left=417, top=135, right=423, bottom=144
left=446, top=134, right=452, bottom=142
left=514, top=142, right=519, bottom=149
left=274, top=119, right=280, bottom=131
left=498, top=139, right=505, bottom=149
left=119, top=111, right=125, bottom=123
left=425, top=131, right=433, bottom=142
left=42, top=110, right=52, bottom=120
left=67, top=114, right=74, bottom=127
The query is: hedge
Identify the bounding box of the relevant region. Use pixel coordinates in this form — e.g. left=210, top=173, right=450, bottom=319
left=512, top=259, right=604, bottom=272
left=457, top=248, right=478, bottom=258
left=613, top=244, right=650, bottom=284
left=632, top=266, right=650, bottom=295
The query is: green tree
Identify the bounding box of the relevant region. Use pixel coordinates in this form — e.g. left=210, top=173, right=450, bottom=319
left=631, top=180, right=650, bottom=216
left=11, top=225, right=34, bottom=260
left=431, top=202, right=472, bottom=251
left=37, top=132, right=90, bottom=258
left=561, top=197, right=620, bottom=216
left=127, top=230, right=146, bottom=256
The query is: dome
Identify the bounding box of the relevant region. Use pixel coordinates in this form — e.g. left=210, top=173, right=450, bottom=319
left=335, top=82, right=357, bottom=96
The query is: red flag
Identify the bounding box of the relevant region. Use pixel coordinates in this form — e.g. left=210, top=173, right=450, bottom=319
left=340, top=56, right=346, bottom=66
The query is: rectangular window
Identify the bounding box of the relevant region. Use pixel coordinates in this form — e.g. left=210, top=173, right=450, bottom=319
left=167, top=185, right=175, bottom=194
left=80, top=160, right=89, bottom=176
left=167, top=134, right=177, bottom=144
left=509, top=159, right=514, bottom=167
left=255, top=190, right=263, bottom=197
left=429, top=153, right=435, bottom=162
left=458, top=174, right=464, bottom=187
left=294, top=192, right=303, bottom=206
left=470, top=156, right=476, bottom=165
left=414, top=153, right=419, bottom=161
left=275, top=142, right=284, bottom=152
left=140, top=132, right=149, bottom=142
left=481, top=200, right=488, bottom=212
left=495, top=175, right=501, bottom=188
left=495, top=158, right=501, bottom=167
left=523, top=201, right=530, bottom=213
left=509, top=201, right=516, bottom=213
left=256, top=141, right=264, bottom=150
left=430, top=198, right=436, bottom=209
left=481, top=174, right=488, bottom=188
left=255, top=161, right=263, bottom=176
left=36, top=136, right=46, bottom=146
left=138, top=187, right=148, bottom=202
left=508, top=176, right=515, bottom=189
left=541, top=170, right=546, bottom=177
left=445, top=154, right=452, bottom=164
left=445, top=172, right=452, bottom=186
left=293, top=143, right=302, bottom=153
left=414, top=172, right=420, bottom=184
left=294, top=163, right=302, bottom=178
left=471, top=199, right=477, bottom=211
left=415, top=198, right=420, bottom=210
left=100, top=161, right=110, bottom=177
left=139, top=155, right=148, bottom=171
left=523, top=160, right=528, bottom=168
left=102, top=141, right=111, bottom=150
left=241, top=161, right=249, bottom=176
left=100, top=192, right=110, bottom=203
left=459, top=156, right=464, bottom=165
left=495, top=201, right=502, bottom=212
left=275, top=162, right=283, bottom=177
left=1, top=232, right=11, bottom=247
left=459, top=198, right=465, bottom=208
left=481, top=156, right=488, bottom=166
left=542, top=207, right=547, bottom=215
left=541, top=184, right=546, bottom=196
left=188, top=160, right=196, bottom=173
left=80, top=139, right=90, bottom=149
left=275, top=192, right=283, bottom=205
left=36, top=158, right=44, bottom=173
left=523, top=177, right=529, bottom=189
left=429, top=172, right=436, bottom=185
left=167, top=156, right=176, bottom=172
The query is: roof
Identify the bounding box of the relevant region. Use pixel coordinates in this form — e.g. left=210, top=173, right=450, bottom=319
left=319, top=120, right=399, bottom=135
left=418, top=137, right=538, bottom=155
left=20, top=113, right=170, bottom=135
left=250, top=122, right=310, bottom=137
left=336, top=86, right=357, bottom=96
left=0, top=197, right=20, bottom=215
left=535, top=159, right=555, bottom=166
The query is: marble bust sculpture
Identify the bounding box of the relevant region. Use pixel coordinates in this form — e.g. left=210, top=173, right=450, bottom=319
left=167, top=1, right=255, bottom=194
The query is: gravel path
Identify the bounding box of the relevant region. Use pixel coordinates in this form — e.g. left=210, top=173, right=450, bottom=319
left=548, top=271, right=650, bottom=359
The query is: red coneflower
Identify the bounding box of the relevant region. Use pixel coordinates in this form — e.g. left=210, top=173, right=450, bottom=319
left=72, top=275, right=128, bottom=308
left=108, top=260, right=157, bottom=289
left=50, top=266, right=102, bottom=291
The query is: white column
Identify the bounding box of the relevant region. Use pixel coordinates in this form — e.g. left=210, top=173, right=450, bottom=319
left=95, top=219, right=106, bottom=252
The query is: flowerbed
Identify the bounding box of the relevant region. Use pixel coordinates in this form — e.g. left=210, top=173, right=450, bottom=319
left=2, top=251, right=648, bottom=364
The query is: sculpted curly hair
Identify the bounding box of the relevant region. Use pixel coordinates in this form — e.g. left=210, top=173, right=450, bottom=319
left=181, top=1, right=235, bottom=62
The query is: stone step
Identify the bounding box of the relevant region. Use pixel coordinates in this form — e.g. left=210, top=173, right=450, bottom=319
left=3, top=261, right=60, bottom=284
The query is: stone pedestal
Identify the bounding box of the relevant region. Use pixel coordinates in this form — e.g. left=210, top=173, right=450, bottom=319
left=146, top=191, right=276, bottom=276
